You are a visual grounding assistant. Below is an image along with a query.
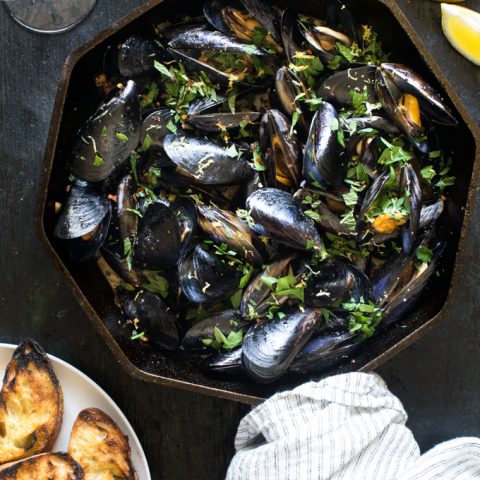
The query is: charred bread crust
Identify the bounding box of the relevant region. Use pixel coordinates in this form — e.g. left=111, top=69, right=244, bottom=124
left=68, top=408, right=136, bottom=480
left=0, top=452, right=83, bottom=479
left=0, top=339, right=64, bottom=463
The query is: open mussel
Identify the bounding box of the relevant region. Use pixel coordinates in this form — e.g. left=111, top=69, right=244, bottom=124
left=163, top=134, right=253, bottom=185
left=123, top=290, right=179, bottom=350
left=246, top=188, right=323, bottom=251
left=259, top=109, right=301, bottom=190
left=379, top=64, right=457, bottom=127
left=197, top=204, right=265, bottom=265
left=70, top=81, right=141, bottom=182
left=204, top=0, right=282, bottom=51
left=275, top=66, right=310, bottom=135
left=242, top=307, right=320, bottom=383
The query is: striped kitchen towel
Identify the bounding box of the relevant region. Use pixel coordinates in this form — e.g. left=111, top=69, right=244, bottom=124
left=226, top=372, right=480, bottom=479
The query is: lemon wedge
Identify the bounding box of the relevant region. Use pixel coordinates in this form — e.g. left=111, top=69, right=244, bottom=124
left=441, top=3, right=480, bottom=66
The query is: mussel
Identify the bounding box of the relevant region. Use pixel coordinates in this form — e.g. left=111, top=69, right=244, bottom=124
left=70, top=81, right=141, bottom=182
left=246, top=188, right=323, bottom=251
left=163, top=134, right=253, bottom=185
left=242, top=307, right=320, bottom=383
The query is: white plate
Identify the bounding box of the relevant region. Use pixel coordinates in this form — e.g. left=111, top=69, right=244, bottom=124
left=0, top=343, right=150, bottom=480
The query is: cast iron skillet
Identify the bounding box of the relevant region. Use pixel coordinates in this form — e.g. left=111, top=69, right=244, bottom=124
left=38, top=0, right=478, bottom=404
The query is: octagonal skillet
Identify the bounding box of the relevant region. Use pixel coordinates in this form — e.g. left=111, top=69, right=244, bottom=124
left=36, top=0, right=479, bottom=404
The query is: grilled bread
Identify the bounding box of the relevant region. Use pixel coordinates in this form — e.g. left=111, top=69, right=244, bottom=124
left=0, top=452, right=83, bottom=479
left=68, top=408, right=137, bottom=480
left=0, top=339, right=63, bottom=464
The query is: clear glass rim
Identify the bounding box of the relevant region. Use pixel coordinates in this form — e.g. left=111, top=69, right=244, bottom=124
left=4, top=0, right=98, bottom=34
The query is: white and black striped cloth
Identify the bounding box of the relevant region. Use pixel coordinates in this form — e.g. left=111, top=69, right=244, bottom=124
left=226, top=373, right=480, bottom=479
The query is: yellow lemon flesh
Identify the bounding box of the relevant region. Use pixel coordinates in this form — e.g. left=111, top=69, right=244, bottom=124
left=441, top=3, right=480, bottom=66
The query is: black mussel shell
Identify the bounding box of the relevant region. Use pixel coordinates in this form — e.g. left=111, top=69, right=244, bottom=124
left=275, top=67, right=309, bottom=135
left=246, top=188, right=323, bottom=251
left=200, top=347, right=244, bottom=376
left=54, top=180, right=111, bottom=240
left=101, top=242, right=144, bottom=286
left=123, top=290, right=179, bottom=350
left=370, top=252, right=415, bottom=306
left=352, top=115, right=399, bottom=134
left=167, top=47, right=256, bottom=87
left=168, top=28, right=265, bottom=55
left=117, top=174, right=138, bottom=243
left=68, top=207, right=112, bottom=262
left=172, top=196, right=197, bottom=257
left=242, top=307, right=320, bottom=383
left=163, top=134, right=253, bottom=185
left=179, top=244, right=241, bottom=303
left=197, top=204, right=265, bottom=265
left=289, top=332, right=358, bottom=374
left=419, top=199, right=444, bottom=231
left=139, top=108, right=173, bottom=149
left=380, top=63, right=457, bottom=127
left=305, top=259, right=371, bottom=307
left=260, top=109, right=301, bottom=190
left=159, top=17, right=208, bottom=41
left=303, top=102, right=346, bottom=187
left=305, top=259, right=349, bottom=307
left=382, top=242, right=445, bottom=327
left=133, top=201, right=181, bottom=270
left=280, top=9, right=305, bottom=63
left=70, top=81, right=141, bottom=182
left=118, top=34, right=164, bottom=78
left=356, top=169, right=391, bottom=233
left=182, top=309, right=247, bottom=352
left=401, top=163, right=422, bottom=253
left=318, top=67, right=376, bottom=108
left=203, top=0, right=239, bottom=35
left=188, top=111, right=261, bottom=133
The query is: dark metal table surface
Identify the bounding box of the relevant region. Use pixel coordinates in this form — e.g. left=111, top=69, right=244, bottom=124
left=0, top=1, right=479, bottom=478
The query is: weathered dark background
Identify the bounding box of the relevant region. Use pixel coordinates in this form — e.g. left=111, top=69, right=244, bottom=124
left=0, top=0, right=479, bottom=478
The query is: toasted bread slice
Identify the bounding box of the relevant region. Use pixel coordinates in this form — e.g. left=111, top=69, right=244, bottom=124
left=68, top=408, right=137, bottom=480
left=0, top=339, right=63, bottom=464
left=0, top=452, right=83, bottom=479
